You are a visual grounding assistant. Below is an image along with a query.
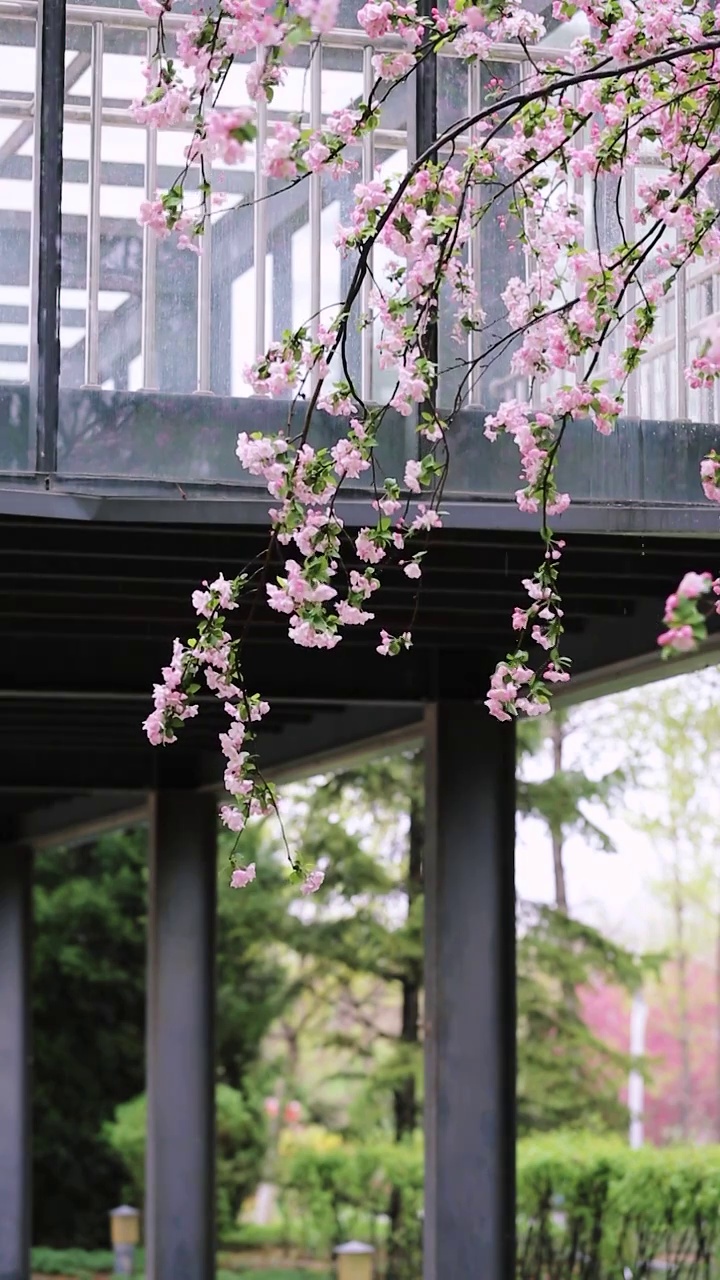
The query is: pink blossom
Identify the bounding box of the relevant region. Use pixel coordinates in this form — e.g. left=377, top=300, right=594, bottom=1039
left=136, top=0, right=167, bottom=16
left=336, top=600, right=374, bottom=625
left=677, top=571, right=711, bottom=599
left=404, top=459, right=423, bottom=493
left=138, top=198, right=170, bottom=237
left=658, top=625, right=696, bottom=653
left=332, top=437, right=368, bottom=478
left=410, top=505, right=442, bottom=532
left=515, top=697, right=551, bottom=717
left=205, top=107, right=254, bottom=164
left=350, top=570, right=378, bottom=598
left=266, top=584, right=295, bottom=614
left=356, top=530, right=385, bottom=563
left=547, top=493, right=571, bottom=516
left=358, top=0, right=393, bottom=36
left=230, top=862, right=256, bottom=887
left=544, top=665, right=570, bottom=683
left=372, top=50, right=415, bottom=80
left=403, top=562, right=422, bottom=579
left=294, top=0, right=339, bottom=32
left=300, top=868, right=325, bottom=895
left=486, top=699, right=513, bottom=722
left=289, top=617, right=341, bottom=649
left=531, top=625, right=553, bottom=650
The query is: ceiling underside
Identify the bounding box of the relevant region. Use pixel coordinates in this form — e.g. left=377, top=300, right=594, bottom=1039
left=0, top=511, right=717, bottom=847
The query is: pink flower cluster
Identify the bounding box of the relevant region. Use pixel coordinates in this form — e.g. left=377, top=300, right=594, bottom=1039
left=484, top=400, right=570, bottom=516
left=658, top=571, right=720, bottom=656
left=145, top=574, right=323, bottom=896
left=486, top=540, right=569, bottom=719
left=701, top=451, right=720, bottom=504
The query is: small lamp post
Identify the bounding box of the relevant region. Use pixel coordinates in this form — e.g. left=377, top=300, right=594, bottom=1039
left=109, top=1205, right=140, bottom=1276
left=334, top=1240, right=375, bottom=1280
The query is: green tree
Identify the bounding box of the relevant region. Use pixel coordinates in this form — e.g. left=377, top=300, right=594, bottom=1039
left=280, top=753, right=422, bottom=1280
left=106, top=1083, right=268, bottom=1235
left=32, top=830, right=147, bottom=1247
left=517, top=711, right=624, bottom=912
left=517, top=903, right=642, bottom=1133
left=610, top=670, right=720, bottom=1140
left=516, top=711, right=643, bottom=1134
left=32, top=820, right=291, bottom=1246
left=216, top=822, right=294, bottom=1091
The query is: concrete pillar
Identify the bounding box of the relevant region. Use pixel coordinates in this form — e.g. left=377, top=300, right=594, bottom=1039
left=0, top=847, right=32, bottom=1280
left=423, top=703, right=516, bottom=1280
left=146, top=792, right=217, bottom=1280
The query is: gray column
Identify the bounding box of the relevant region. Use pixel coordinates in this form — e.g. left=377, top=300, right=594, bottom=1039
left=0, top=847, right=32, bottom=1280
left=146, top=792, right=217, bottom=1280
left=423, top=703, right=516, bottom=1280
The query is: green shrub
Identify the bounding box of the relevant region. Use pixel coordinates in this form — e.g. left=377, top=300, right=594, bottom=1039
left=106, top=1084, right=268, bottom=1236
left=31, top=1246, right=118, bottom=1276
left=29, top=1254, right=324, bottom=1280
left=279, top=1131, right=720, bottom=1278
left=218, top=1272, right=330, bottom=1279
left=278, top=1136, right=423, bottom=1273
left=219, top=1222, right=286, bottom=1250
left=517, top=1132, right=720, bottom=1277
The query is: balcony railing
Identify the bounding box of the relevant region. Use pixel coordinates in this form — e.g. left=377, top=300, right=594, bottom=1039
left=0, top=0, right=719, bottom=492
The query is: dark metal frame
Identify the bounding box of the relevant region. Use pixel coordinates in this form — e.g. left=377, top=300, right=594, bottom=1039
left=34, top=0, right=66, bottom=473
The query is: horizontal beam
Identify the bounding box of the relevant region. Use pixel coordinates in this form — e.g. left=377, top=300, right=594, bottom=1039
left=1, top=706, right=424, bottom=846
left=0, top=478, right=718, bottom=537
left=555, top=631, right=720, bottom=709
left=252, top=705, right=424, bottom=785
left=16, top=793, right=149, bottom=851
left=1, top=383, right=720, bottom=534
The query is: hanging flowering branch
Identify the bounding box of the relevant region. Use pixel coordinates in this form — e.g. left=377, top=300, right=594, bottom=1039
left=139, top=0, right=720, bottom=885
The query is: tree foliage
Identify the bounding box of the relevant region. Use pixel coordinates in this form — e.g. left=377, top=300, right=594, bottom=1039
left=32, top=822, right=290, bottom=1246
left=517, top=903, right=643, bottom=1135
left=106, top=1084, right=268, bottom=1235
left=32, top=831, right=147, bottom=1247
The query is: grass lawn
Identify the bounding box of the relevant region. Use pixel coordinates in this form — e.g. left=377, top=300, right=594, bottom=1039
left=219, top=1264, right=330, bottom=1274
left=31, top=1250, right=330, bottom=1280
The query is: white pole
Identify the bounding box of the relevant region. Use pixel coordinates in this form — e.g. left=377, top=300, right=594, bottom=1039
left=628, top=989, right=647, bottom=1149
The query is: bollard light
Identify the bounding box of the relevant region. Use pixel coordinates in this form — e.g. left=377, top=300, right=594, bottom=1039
left=109, top=1205, right=140, bottom=1276
left=334, top=1240, right=375, bottom=1280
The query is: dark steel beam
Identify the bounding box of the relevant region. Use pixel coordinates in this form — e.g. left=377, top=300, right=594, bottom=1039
left=0, top=846, right=32, bottom=1280
left=18, top=793, right=148, bottom=850
left=423, top=702, right=516, bottom=1280
left=34, top=0, right=67, bottom=473
left=146, top=792, right=216, bottom=1280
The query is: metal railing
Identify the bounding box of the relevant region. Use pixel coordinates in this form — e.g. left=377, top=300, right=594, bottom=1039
left=1, top=0, right=717, bottom=423
left=0, top=0, right=571, bottom=407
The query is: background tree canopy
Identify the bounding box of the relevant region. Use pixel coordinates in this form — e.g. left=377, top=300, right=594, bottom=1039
left=32, top=724, right=645, bottom=1251
left=32, top=823, right=290, bottom=1246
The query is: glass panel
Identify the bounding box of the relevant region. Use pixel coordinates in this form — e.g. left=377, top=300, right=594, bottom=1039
left=0, top=13, right=36, bottom=470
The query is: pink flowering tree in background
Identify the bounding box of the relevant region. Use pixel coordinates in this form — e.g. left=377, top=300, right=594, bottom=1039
left=139, top=0, right=720, bottom=887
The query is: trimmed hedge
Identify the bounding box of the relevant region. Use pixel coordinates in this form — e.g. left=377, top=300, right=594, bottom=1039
left=517, top=1132, right=720, bottom=1278
left=279, top=1136, right=423, bottom=1274
left=281, top=1132, right=720, bottom=1276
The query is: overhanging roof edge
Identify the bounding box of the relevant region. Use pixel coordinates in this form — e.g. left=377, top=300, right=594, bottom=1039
left=0, top=479, right=718, bottom=536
